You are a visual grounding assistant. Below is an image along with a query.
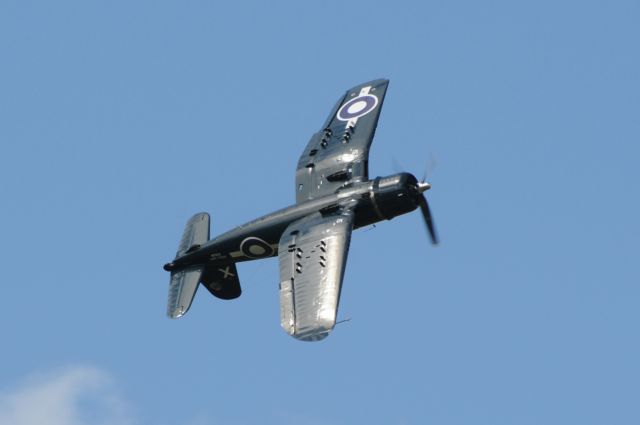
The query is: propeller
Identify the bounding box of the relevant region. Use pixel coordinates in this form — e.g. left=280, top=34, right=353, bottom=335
left=393, top=153, right=440, bottom=245
left=416, top=180, right=439, bottom=245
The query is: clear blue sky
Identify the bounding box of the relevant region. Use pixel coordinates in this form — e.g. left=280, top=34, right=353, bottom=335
left=1, top=1, right=639, bottom=424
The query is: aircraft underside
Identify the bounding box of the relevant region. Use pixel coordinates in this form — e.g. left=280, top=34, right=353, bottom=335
left=164, top=79, right=438, bottom=341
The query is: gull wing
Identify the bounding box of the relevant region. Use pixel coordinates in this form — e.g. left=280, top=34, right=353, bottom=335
left=295, top=79, right=389, bottom=203
left=278, top=209, right=355, bottom=341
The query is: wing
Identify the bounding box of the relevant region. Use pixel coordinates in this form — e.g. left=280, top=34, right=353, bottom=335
left=278, top=209, right=355, bottom=341
left=295, top=79, right=389, bottom=203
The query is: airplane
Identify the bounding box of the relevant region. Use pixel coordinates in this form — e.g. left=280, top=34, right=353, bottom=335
left=163, top=79, right=438, bottom=341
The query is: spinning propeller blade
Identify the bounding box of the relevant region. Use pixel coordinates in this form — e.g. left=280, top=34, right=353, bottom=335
left=417, top=193, right=438, bottom=245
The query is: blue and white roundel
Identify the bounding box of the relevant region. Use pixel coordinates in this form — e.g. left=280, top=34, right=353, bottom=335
left=240, top=237, right=273, bottom=258
left=336, top=94, right=379, bottom=121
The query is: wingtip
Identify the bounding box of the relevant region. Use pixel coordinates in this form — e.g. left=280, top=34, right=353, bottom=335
left=167, top=306, right=185, bottom=319
left=292, top=330, right=331, bottom=342
left=347, top=78, right=389, bottom=94
left=288, top=324, right=334, bottom=342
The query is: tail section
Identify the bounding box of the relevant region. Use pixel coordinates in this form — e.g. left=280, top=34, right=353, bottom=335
left=166, top=213, right=210, bottom=318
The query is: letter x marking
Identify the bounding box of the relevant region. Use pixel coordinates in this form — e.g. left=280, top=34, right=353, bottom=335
left=218, top=266, right=235, bottom=279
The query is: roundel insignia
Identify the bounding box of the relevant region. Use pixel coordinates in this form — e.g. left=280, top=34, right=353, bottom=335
left=336, top=94, right=379, bottom=121
left=240, top=237, right=274, bottom=258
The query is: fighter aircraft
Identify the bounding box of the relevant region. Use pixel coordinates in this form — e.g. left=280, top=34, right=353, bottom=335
left=163, top=79, right=438, bottom=341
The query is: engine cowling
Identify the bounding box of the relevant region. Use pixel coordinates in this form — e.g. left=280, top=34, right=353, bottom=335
left=370, top=173, right=421, bottom=221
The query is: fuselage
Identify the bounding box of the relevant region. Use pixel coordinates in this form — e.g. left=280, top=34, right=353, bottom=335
left=167, top=173, right=422, bottom=270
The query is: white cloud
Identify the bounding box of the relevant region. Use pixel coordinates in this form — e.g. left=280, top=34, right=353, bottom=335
left=0, top=366, right=134, bottom=425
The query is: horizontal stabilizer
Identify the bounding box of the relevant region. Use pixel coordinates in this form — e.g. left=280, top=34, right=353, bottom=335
left=167, top=266, right=203, bottom=318
left=166, top=213, right=211, bottom=318
left=176, top=212, right=210, bottom=257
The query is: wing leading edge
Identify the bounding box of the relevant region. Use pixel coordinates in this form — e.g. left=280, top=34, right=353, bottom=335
left=278, top=209, right=355, bottom=341
left=295, top=79, right=389, bottom=203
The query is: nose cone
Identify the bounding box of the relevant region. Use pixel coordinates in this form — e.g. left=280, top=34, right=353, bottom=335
left=417, top=181, right=432, bottom=193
